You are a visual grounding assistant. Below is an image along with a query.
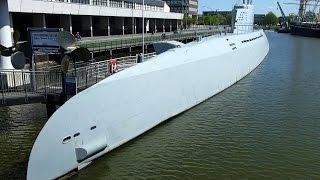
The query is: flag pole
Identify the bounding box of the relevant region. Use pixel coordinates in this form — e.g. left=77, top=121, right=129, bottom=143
left=142, top=0, right=145, bottom=62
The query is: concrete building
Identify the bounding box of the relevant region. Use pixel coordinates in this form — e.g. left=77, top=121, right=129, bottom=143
left=254, top=14, right=266, bottom=25
left=164, top=0, right=198, bottom=16
left=7, top=0, right=183, bottom=41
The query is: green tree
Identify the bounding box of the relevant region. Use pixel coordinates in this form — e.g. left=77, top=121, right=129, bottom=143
left=203, top=16, right=211, bottom=25
left=217, top=15, right=226, bottom=25
left=183, top=14, right=197, bottom=26
left=198, top=16, right=204, bottom=25
left=201, top=14, right=232, bottom=26
left=265, top=12, right=278, bottom=26
left=203, top=15, right=222, bottom=25
left=225, top=13, right=233, bottom=25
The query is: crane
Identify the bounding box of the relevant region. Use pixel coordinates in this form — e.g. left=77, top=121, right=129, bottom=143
left=311, top=0, right=320, bottom=20
left=277, top=1, right=289, bottom=28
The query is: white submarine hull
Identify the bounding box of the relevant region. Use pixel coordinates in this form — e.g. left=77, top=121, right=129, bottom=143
left=27, top=30, right=269, bottom=179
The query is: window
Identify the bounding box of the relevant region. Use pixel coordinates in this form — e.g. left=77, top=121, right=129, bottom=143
left=124, top=2, right=133, bottom=8
left=92, top=0, right=108, bottom=6
left=70, top=0, right=90, bottom=4
left=110, top=0, right=122, bottom=8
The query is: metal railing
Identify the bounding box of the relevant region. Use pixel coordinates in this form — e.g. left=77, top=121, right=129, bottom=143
left=77, top=29, right=222, bottom=52
left=0, top=70, right=62, bottom=105
left=233, top=24, right=256, bottom=35
left=0, top=53, right=155, bottom=105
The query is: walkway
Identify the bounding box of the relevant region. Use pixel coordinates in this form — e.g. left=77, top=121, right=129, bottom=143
left=0, top=53, right=155, bottom=107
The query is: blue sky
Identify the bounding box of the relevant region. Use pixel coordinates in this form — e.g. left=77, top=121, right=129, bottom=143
left=199, top=0, right=299, bottom=16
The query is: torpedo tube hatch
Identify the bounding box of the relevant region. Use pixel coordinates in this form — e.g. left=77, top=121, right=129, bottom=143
left=74, top=126, right=108, bottom=163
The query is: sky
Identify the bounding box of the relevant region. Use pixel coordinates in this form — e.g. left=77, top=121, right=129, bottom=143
left=199, top=0, right=301, bottom=16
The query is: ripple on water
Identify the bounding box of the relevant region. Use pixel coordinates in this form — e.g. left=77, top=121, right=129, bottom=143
left=0, top=104, right=47, bottom=179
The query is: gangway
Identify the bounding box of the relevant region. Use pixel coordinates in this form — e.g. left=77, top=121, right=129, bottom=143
left=0, top=53, right=155, bottom=115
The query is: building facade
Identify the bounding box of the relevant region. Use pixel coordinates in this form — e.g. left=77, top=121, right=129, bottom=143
left=164, top=0, right=198, bottom=16
left=254, top=14, right=266, bottom=25
left=7, top=0, right=183, bottom=40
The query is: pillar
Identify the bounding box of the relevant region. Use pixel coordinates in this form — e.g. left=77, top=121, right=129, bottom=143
left=177, top=20, right=179, bottom=31
left=0, top=0, right=14, bottom=69
left=107, top=17, right=110, bottom=36
left=134, top=18, right=137, bottom=34
left=69, top=15, right=73, bottom=33
left=154, top=19, right=157, bottom=33
left=170, top=20, right=172, bottom=32
left=33, top=14, right=46, bottom=28
left=60, top=15, right=72, bottom=32
left=131, top=17, right=134, bottom=35
left=90, top=16, right=93, bottom=37
left=146, top=19, right=150, bottom=33
left=81, top=16, right=93, bottom=37
left=122, top=17, right=125, bottom=35
left=162, top=19, right=165, bottom=32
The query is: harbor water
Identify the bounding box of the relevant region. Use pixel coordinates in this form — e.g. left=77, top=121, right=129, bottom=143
left=0, top=32, right=320, bottom=179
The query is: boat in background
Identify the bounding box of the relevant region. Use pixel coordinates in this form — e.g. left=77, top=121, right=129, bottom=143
left=27, top=1, right=269, bottom=179
left=290, top=21, right=320, bottom=38
left=286, top=0, right=320, bottom=38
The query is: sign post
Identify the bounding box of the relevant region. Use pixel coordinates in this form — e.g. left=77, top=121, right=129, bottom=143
left=28, top=28, right=62, bottom=90
left=29, top=28, right=61, bottom=53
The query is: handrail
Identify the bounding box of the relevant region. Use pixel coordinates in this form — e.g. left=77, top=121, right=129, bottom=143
left=77, top=29, right=220, bottom=50
left=0, top=52, right=156, bottom=105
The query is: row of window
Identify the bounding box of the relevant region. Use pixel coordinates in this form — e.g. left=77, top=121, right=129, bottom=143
left=166, top=0, right=189, bottom=4
left=92, top=0, right=108, bottom=6
left=70, top=0, right=90, bottom=4
left=109, top=0, right=122, bottom=8
left=241, top=34, right=263, bottom=43
left=46, top=0, right=164, bottom=11
left=134, top=4, right=164, bottom=11
left=171, top=6, right=188, bottom=11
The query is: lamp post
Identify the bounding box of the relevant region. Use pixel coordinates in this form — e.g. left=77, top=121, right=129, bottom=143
left=132, top=0, right=134, bottom=37
left=142, top=0, right=145, bottom=62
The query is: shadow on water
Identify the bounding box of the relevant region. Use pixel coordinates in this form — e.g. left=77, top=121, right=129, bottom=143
left=0, top=104, right=48, bottom=180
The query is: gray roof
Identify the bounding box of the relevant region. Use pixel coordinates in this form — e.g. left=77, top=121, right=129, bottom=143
left=119, top=0, right=165, bottom=7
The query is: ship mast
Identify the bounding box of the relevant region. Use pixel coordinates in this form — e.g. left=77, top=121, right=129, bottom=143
left=284, top=0, right=320, bottom=21
left=298, top=0, right=308, bottom=18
